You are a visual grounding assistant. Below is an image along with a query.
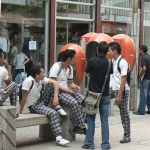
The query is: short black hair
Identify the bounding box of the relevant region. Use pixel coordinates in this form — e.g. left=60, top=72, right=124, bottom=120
left=0, top=49, right=4, bottom=58
left=57, top=49, right=76, bottom=62
left=140, top=45, right=148, bottom=53
left=29, top=65, right=43, bottom=78
left=97, top=41, right=109, bottom=56
left=109, top=42, right=122, bottom=54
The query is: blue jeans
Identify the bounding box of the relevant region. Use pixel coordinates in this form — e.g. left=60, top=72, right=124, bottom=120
left=84, top=96, right=111, bottom=149
left=138, top=79, right=150, bottom=114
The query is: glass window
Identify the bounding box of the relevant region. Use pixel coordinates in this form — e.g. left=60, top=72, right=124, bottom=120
left=57, top=2, right=92, bottom=19
left=0, top=0, right=47, bottom=77
left=101, top=0, right=133, bottom=36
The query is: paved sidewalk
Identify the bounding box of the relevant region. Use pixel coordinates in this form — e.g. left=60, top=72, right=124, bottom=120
left=16, top=112, right=150, bottom=150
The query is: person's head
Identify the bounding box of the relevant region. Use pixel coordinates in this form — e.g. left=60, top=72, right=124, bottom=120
left=97, top=41, right=109, bottom=57
left=57, top=49, right=76, bottom=65
left=139, top=45, right=148, bottom=56
left=109, top=42, right=122, bottom=58
left=30, top=65, right=45, bottom=80
left=0, top=28, right=6, bottom=37
left=0, top=49, right=5, bottom=64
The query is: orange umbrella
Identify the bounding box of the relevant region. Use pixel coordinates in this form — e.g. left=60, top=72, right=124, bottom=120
left=60, top=43, right=85, bottom=86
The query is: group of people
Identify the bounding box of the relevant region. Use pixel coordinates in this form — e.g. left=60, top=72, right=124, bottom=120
left=0, top=39, right=150, bottom=150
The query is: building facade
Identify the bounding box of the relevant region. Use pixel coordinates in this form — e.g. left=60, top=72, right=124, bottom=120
left=0, top=0, right=149, bottom=75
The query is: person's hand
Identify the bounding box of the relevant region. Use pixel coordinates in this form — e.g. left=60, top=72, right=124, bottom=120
left=70, top=84, right=80, bottom=92
left=115, top=95, right=121, bottom=107
left=53, top=96, right=59, bottom=107
left=68, top=89, right=75, bottom=95
left=3, top=60, right=9, bottom=68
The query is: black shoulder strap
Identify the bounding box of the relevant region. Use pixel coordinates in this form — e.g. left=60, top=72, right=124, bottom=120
left=68, top=65, right=72, bottom=76
left=29, top=80, right=34, bottom=91
left=117, top=57, right=123, bottom=73
left=57, top=62, right=63, bottom=76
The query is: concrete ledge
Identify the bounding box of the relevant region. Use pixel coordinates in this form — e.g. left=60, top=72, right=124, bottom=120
left=0, top=128, right=2, bottom=150
left=16, top=114, right=49, bottom=128
left=0, top=106, right=16, bottom=150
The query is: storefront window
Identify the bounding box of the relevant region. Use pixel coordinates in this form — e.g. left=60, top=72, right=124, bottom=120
left=101, top=0, right=133, bottom=36
left=0, top=0, right=46, bottom=77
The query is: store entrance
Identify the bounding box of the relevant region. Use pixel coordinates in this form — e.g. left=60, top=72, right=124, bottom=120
left=56, top=20, right=89, bottom=57
left=0, top=0, right=48, bottom=78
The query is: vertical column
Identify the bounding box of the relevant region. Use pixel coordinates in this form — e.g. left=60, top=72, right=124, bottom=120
left=95, top=0, right=102, bottom=33
left=139, top=0, right=144, bottom=47
left=49, top=0, right=56, bottom=67
left=0, top=106, right=16, bottom=150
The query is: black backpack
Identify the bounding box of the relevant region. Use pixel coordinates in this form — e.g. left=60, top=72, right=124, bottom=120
left=117, top=57, right=131, bottom=86
left=19, top=80, right=34, bottom=103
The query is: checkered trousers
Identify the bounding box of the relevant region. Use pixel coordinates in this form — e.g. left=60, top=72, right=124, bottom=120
left=59, top=92, right=86, bottom=129
left=110, top=90, right=130, bottom=137
left=0, top=82, right=17, bottom=106
left=31, top=84, right=63, bottom=136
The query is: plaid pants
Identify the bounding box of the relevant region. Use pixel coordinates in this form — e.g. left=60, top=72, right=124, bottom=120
left=59, top=92, right=86, bottom=129
left=0, top=82, right=17, bottom=106
left=110, top=90, right=130, bottom=137
left=31, top=84, right=63, bottom=136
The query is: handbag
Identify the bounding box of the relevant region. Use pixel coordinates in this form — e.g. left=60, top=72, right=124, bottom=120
left=84, top=60, right=111, bottom=115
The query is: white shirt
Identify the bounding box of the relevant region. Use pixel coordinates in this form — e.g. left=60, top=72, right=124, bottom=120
left=22, top=76, right=49, bottom=106
left=0, top=37, right=8, bottom=53
left=49, top=62, right=73, bottom=88
left=14, top=53, right=28, bottom=69
left=0, top=66, right=9, bottom=89
left=111, top=55, right=129, bottom=91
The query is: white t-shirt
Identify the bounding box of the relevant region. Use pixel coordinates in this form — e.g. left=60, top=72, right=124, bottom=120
left=14, top=53, right=28, bottom=69
left=49, top=62, right=73, bottom=88
left=22, top=76, right=49, bottom=106
left=0, top=66, right=9, bottom=89
left=111, top=55, right=129, bottom=91
left=0, top=37, right=8, bottom=53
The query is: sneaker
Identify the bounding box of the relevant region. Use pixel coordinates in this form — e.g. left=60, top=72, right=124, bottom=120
left=82, top=145, right=94, bottom=149
left=55, top=105, right=67, bottom=116
left=73, top=126, right=86, bottom=135
left=133, top=111, right=145, bottom=115
left=120, top=136, right=131, bottom=144
left=56, top=138, right=70, bottom=146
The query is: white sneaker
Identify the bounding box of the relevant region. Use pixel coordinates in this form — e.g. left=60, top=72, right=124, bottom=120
left=56, top=138, right=70, bottom=146
left=55, top=105, right=67, bottom=116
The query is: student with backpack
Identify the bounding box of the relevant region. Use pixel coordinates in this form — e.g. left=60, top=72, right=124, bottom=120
left=49, top=49, right=86, bottom=135
left=109, top=42, right=131, bottom=144
left=17, top=65, right=70, bottom=146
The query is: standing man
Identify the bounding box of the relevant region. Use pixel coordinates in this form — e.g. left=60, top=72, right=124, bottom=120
left=83, top=42, right=112, bottom=150
left=109, top=42, right=131, bottom=143
left=134, top=45, right=150, bottom=115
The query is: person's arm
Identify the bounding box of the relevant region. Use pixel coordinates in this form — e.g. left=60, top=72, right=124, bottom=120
left=139, top=57, right=147, bottom=81
left=3, top=68, right=12, bottom=85
left=47, top=79, right=59, bottom=107
left=68, top=79, right=80, bottom=92
left=18, top=90, right=29, bottom=114
left=115, top=75, right=127, bottom=106
left=24, top=54, right=30, bottom=65
left=51, top=77, right=75, bottom=95
left=115, top=60, right=128, bottom=106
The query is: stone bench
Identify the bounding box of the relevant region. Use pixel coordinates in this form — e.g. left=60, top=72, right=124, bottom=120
left=0, top=105, right=75, bottom=150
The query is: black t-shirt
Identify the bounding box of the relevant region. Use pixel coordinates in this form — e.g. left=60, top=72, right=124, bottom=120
left=85, top=56, right=113, bottom=96
left=141, top=54, right=150, bottom=80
